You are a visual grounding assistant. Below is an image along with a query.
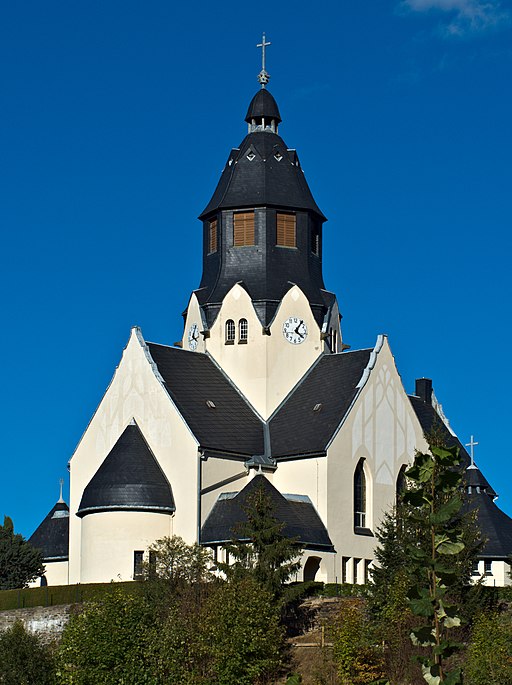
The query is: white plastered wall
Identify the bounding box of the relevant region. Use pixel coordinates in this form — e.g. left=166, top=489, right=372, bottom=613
left=324, top=337, right=429, bottom=580
left=80, top=511, right=173, bottom=583
left=186, top=283, right=323, bottom=419
left=68, top=328, right=200, bottom=584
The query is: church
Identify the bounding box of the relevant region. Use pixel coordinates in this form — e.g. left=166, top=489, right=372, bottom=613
left=29, top=47, right=512, bottom=588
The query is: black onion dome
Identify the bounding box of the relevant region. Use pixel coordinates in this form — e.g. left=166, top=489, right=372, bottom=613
left=77, top=423, right=175, bottom=517
left=200, top=131, right=325, bottom=220
left=29, top=500, right=69, bottom=562
left=245, top=88, right=282, bottom=124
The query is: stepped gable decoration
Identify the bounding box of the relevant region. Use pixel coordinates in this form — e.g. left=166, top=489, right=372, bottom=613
left=28, top=486, right=69, bottom=562
left=201, top=474, right=334, bottom=551
left=77, top=422, right=175, bottom=517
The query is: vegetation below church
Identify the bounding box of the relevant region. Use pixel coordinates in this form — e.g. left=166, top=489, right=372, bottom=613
left=2, top=477, right=512, bottom=684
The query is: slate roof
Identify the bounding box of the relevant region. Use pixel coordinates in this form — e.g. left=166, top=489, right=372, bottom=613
left=408, top=392, right=512, bottom=557
left=269, top=349, right=373, bottom=459
left=408, top=395, right=496, bottom=496
left=245, top=89, right=282, bottom=123
left=200, top=130, right=325, bottom=220
left=146, top=343, right=265, bottom=458
left=201, top=474, right=334, bottom=551
left=464, top=472, right=512, bottom=559
left=77, top=423, right=175, bottom=517
left=28, top=501, right=69, bottom=562
left=146, top=342, right=372, bottom=463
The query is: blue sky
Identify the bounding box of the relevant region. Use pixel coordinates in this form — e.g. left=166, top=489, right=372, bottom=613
left=1, top=0, right=511, bottom=537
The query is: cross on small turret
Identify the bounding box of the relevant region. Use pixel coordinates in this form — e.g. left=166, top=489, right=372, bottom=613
left=465, top=435, right=479, bottom=469
left=59, top=478, right=65, bottom=502
left=257, top=33, right=271, bottom=88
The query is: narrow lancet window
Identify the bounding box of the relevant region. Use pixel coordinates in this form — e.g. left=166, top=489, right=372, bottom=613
left=354, top=459, right=367, bottom=529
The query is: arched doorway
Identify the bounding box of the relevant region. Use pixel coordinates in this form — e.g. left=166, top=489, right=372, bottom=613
left=303, top=556, right=321, bottom=582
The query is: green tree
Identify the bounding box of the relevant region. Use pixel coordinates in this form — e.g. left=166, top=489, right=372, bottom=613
left=0, top=516, right=44, bottom=590
left=217, top=485, right=302, bottom=599
left=145, top=535, right=212, bottom=585
left=0, top=620, right=56, bottom=685
left=403, top=443, right=467, bottom=685
left=56, top=588, right=157, bottom=685
left=203, top=577, right=284, bottom=685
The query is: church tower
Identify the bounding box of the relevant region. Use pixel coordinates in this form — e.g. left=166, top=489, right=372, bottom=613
left=182, top=47, right=342, bottom=418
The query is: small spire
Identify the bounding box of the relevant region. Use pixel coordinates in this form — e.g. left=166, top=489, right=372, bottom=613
left=465, top=435, right=479, bottom=469
left=58, top=478, right=65, bottom=503
left=256, top=33, right=271, bottom=88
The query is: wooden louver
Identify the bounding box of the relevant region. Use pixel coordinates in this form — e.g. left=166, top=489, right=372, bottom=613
left=209, top=219, right=218, bottom=253
left=233, top=212, right=255, bottom=246
left=276, top=213, right=296, bottom=247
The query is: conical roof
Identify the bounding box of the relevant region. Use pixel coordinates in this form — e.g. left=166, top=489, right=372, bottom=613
left=77, top=423, right=175, bottom=517
left=29, top=500, right=69, bottom=562
left=464, top=471, right=512, bottom=559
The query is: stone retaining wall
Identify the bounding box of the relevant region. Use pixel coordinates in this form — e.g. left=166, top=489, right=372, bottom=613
left=0, top=604, right=75, bottom=643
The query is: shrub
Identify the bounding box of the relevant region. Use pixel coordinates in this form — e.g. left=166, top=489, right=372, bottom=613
left=0, top=620, right=56, bottom=685
left=464, top=610, right=512, bottom=684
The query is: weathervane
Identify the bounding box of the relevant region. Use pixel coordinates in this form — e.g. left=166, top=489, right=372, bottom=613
left=58, top=477, right=65, bottom=503
left=257, top=33, right=271, bottom=88
left=465, top=435, right=479, bottom=469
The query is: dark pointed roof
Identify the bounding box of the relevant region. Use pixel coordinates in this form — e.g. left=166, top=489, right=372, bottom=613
left=269, top=349, right=373, bottom=459
left=200, top=131, right=325, bottom=220
left=145, top=342, right=373, bottom=462
left=77, top=423, right=175, bottom=517
left=28, top=500, right=69, bottom=562
left=408, top=394, right=496, bottom=496
left=146, top=342, right=265, bottom=459
left=201, top=474, right=334, bottom=551
left=464, top=469, right=512, bottom=559
left=245, top=89, right=282, bottom=123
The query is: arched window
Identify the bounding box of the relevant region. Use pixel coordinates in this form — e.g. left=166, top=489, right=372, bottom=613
left=354, top=459, right=367, bottom=529
left=396, top=465, right=407, bottom=504
left=225, top=320, right=235, bottom=344
left=239, top=318, right=248, bottom=343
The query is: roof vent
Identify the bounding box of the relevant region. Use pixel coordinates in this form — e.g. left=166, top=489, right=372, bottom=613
left=313, top=403, right=322, bottom=412
left=206, top=400, right=216, bottom=409
left=246, top=152, right=256, bottom=161
left=274, top=152, right=283, bottom=162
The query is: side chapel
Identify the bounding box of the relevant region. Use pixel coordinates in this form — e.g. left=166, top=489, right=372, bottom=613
left=29, top=44, right=512, bottom=588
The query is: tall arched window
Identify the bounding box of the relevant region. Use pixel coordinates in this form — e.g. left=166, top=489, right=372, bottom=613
left=396, top=465, right=407, bottom=505
left=239, top=318, right=248, bottom=343
left=225, top=320, right=235, bottom=344
left=354, top=459, right=367, bottom=529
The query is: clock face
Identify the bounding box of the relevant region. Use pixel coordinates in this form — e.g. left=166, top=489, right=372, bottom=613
left=283, top=316, right=308, bottom=345
left=188, top=323, right=200, bottom=351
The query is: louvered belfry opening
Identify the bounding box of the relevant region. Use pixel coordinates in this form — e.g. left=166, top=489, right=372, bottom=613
left=233, top=211, right=255, bottom=246
left=276, top=212, right=296, bottom=247
left=208, top=218, right=218, bottom=253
